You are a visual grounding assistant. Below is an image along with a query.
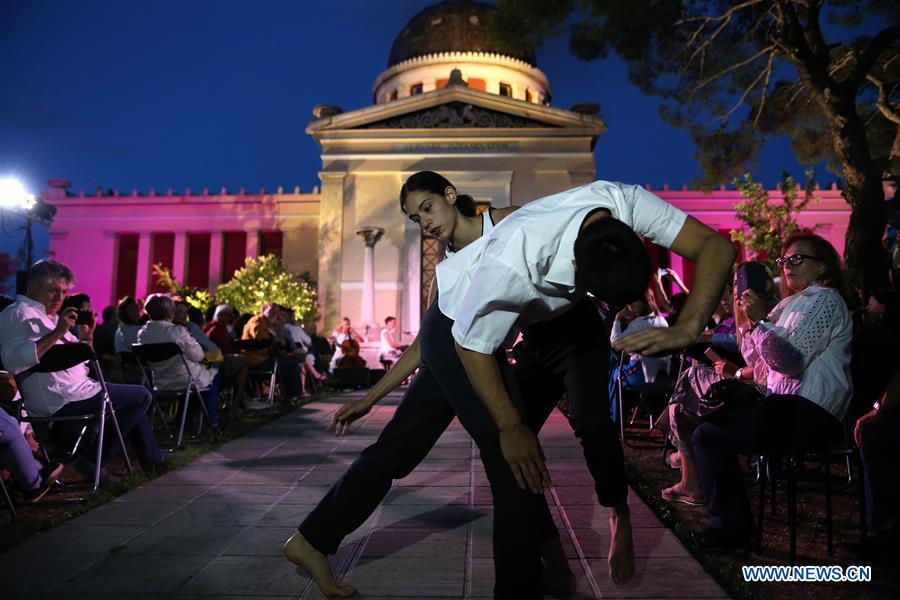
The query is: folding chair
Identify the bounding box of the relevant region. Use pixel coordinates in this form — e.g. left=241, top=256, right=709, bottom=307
left=17, top=342, right=134, bottom=492
left=233, top=339, right=280, bottom=406
left=1, top=477, right=14, bottom=522
left=131, top=342, right=215, bottom=449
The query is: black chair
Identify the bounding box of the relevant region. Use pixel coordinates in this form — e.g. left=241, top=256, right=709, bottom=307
left=232, top=339, right=280, bottom=406
left=131, top=342, right=215, bottom=448
left=756, top=412, right=867, bottom=562
left=17, top=343, right=134, bottom=492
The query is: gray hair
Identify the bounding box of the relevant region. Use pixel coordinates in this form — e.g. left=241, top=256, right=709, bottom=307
left=213, top=304, right=232, bottom=320
left=27, top=259, right=74, bottom=287
left=144, top=294, right=175, bottom=321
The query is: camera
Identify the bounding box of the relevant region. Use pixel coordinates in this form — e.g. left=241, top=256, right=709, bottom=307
left=75, top=309, right=94, bottom=326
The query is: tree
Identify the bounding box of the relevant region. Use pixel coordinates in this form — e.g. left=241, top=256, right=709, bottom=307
left=730, top=171, right=820, bottom=275
left=490, top=0, right=899, bottom=293
left=0, top=252, right=16, bottom=294
left=215, top=255, right=318, bottom=325
left=151, top=263, right=216, bottom=316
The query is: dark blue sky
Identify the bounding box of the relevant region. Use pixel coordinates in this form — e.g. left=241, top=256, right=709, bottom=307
left=1, top=0, right=838, bottom=277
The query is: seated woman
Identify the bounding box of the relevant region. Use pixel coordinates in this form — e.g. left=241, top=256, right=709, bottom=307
left=660, top=261, right=778, bottom=505
left=690, top=233, right=853, bottom=549
left=114, top=296, right=143, bottom=354
left=327, top=317, right=364, bottom=372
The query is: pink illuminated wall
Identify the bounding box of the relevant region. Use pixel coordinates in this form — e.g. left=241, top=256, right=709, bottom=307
left=46, top=182, right=852, bottom=311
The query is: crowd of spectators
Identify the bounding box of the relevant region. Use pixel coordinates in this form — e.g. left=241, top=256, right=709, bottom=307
left=0, top=258, right=353, bottom=504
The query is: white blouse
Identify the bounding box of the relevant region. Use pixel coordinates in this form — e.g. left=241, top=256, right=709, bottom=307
left=746, top=284, right=852, bottom=420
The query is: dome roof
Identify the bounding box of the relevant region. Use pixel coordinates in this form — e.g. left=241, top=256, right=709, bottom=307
left=388, top=1, right=536, bottom=68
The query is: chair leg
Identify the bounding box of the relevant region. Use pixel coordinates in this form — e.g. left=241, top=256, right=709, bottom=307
left=788, top=456, right=797, bottom=564
left=175, top=389, right=192, bottom=448
left=825, top=453, right=834, bottom=556
left=105, top=397, right=134, bottom=477
left=267, top=366, right=278, bottom=405
left=770, top=457, right=777, bottom=516
left=757, top=455, right=766, bottom=553
left=93, top=396, right=107, bottom=492
left=70, top=424, right=89, bottom=456
left=152, top=402, right=174, bottom=440
left=0, top=478, right=15, bottom=522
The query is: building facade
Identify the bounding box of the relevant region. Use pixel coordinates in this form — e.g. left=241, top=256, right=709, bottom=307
left=46, top=0, right=852, bottom=340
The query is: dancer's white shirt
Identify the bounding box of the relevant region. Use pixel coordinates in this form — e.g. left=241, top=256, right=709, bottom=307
left=439, top=181, right=688, bottom=354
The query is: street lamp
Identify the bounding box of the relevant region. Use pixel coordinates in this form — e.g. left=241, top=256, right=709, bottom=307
left=0, top=177, right=57, bottom=293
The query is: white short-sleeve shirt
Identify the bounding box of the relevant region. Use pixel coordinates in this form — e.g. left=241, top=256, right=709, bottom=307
left=448, top=181, right=688, bottom=354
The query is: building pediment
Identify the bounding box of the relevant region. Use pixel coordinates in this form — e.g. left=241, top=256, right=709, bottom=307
left=307, top=86, right=605, bottom=134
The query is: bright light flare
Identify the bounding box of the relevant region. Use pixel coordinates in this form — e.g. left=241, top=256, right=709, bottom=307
left=0, top=177, right=37, bottom=210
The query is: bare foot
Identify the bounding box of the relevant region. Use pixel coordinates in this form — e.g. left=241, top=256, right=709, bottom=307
left=660, top=483, right=704, bottom=505
left=283, top=532, right=357, bottom=597
left=608, top=511, right=635, bottom=584
left=541, top=537, right=576, bottom=597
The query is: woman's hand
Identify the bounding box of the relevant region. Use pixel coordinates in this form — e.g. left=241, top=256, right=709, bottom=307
left=713, top=360, right=738, bottom=378
left=854, top=409, right=882, bottom=447
left=740, top=289, right=766, bottom=322
left=327, top=396, right=375, bottom=436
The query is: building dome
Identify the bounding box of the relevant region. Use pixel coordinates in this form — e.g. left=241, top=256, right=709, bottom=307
left=373, top=1, right=550, bottom=105
left=388, top=1, right=535, bottom=68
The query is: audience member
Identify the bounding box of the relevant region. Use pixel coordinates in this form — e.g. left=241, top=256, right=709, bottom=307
left=280, top=307, right=326, bottom=385
left=242, top=303, right=303, bottom=402
left=137, top=294, right=221, bottom=430
left=0, top=260, right=165, bottom=474
left=93, top=305, right=119, bottom=357
left=205, top=304, right=238, bottom=354
left=114, top=296, right=143, bottom=354
left=855, top=367, right=900, bottom=550
left=691, top=234, right=853, bottom=549
left=0, top=371, right=63, bottom=503
left=660, top=261, right=778, bottom=505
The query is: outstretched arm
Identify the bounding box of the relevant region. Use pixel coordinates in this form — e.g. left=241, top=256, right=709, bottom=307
left=329, top=335, right=422, bottom=436
left=614, top=216, right=735, bottom=356
left=454, top=343, right=550, bottom=493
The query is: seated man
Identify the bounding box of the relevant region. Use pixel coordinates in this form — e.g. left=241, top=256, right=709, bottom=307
left=137, top=294, right=221, bottom=430
left=0, top=260, right=165, bottom=473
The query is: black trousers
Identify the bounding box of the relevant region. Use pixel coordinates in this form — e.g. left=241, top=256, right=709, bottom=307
left=298, top=304, right=551, bottom=599
left=514, top=298, right=628, bottom=507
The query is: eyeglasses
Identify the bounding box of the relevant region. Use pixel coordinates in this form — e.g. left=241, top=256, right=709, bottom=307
left=775, top=253, right=819, bottom=268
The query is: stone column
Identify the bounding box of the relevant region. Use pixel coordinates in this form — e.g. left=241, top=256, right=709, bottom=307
left=208, top=231, right=223, bottom=289
left=318, top=172, right=347, bottom=331
left=135, top=232, right=151, bottom=299
left=245, top=231, right=259, bottom=261
left=356, top=226, right=385, bottom=337
left=173, top=231, right=187, bottom=284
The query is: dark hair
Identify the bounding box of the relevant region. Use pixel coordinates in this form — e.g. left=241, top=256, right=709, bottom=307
left=670, top=292, right=688, bottom=314
left=384, top=316, right=396, bottom=325
left=101, top=305, right=117, bottom=322
left=117, top=296, right=140, bottom=325
left=61, top=293, right=91, bottom=311
left=779, top=233, right=848, bottom=300
left=573, top=217, right=653, bottom=306
left=400, top=171, right=477, bottom=217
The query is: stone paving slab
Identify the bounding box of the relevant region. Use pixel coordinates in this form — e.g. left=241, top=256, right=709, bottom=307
left=1, top=391, right=729, bottom=599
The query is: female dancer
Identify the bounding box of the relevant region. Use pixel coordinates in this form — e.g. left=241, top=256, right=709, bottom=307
left=283, top=172, right=568, bottom=599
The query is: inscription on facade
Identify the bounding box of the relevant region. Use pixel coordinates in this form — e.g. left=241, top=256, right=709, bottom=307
left=394, top=141, right=519, bottom=153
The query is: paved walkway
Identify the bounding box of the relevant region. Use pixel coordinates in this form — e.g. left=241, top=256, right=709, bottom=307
left=3, top=392, right=729, bottom=599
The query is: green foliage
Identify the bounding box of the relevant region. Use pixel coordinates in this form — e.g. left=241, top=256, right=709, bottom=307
left=150, top=263, right=216, bottom=315
left=215, top=254, right=318, bottom=324
left=730, top=170, right=820, bottom=274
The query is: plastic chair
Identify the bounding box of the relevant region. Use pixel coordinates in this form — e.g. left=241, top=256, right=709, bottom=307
left=131, top=342, right=215, bottom=448
left=17, top=342, right=134, bottom=492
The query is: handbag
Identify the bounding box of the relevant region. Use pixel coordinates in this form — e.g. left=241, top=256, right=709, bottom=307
left=696, top=378, right=762, bottom=423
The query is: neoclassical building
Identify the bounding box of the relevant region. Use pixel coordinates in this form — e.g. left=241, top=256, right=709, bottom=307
left=46, top=0, right=851, bottom=342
